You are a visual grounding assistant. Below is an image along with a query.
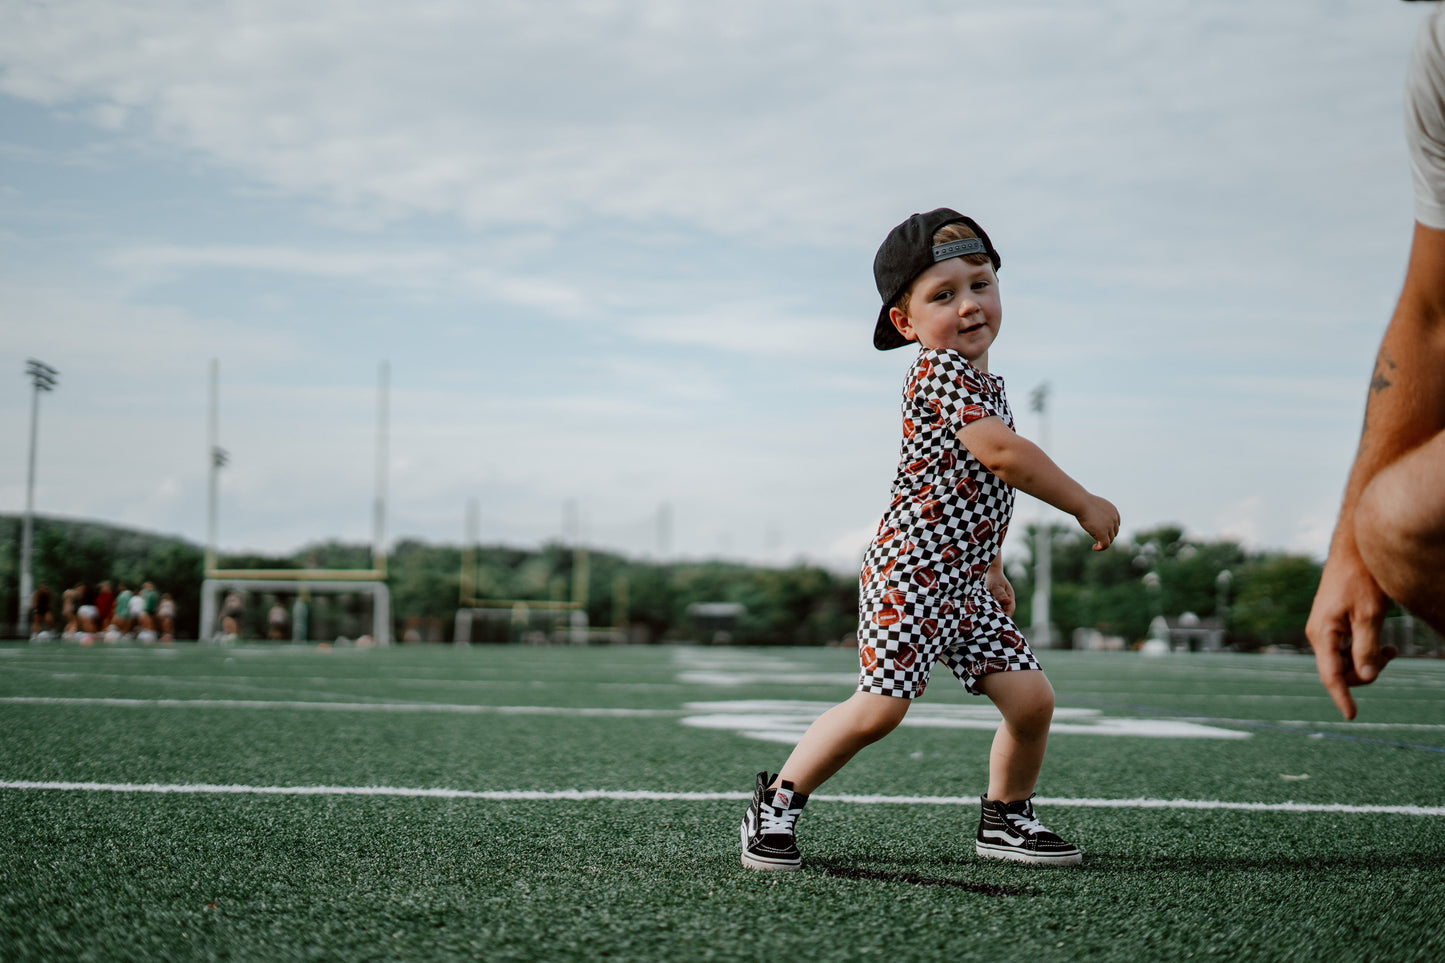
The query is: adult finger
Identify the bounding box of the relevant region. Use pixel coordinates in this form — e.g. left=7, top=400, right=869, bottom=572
left=1310, top=627, right=1357, bottom=721
left=1348, top=613, right=1383, bottom=683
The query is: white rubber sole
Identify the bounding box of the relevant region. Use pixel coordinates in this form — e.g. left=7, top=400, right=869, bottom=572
left=976, top=841, right=1083, bottom=866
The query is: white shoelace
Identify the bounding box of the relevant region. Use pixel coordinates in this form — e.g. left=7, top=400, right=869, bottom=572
left=759, top=804, right=802, bottom=835
left=1005, top=808, right=1047, bottom=837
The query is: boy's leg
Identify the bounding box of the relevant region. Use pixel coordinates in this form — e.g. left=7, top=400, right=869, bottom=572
left=741, top=691, right=910, bottom=871
left=975, top=669, right=1080, bottom=865
left=775, top=691, right=911, bottom=795
left=977, top=669, right=1055, bottom=801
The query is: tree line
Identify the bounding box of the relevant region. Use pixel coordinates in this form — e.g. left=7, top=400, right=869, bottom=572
left=0, top=514, right=1349, bottom=649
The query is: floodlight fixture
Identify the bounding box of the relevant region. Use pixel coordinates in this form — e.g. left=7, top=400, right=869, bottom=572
left=26, top=358, right=58, bottom=392
left=18, top=358, right=59, bottom=636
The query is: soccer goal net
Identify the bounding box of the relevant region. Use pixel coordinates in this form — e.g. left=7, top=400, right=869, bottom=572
left=200, top=577, right=391, bottom=645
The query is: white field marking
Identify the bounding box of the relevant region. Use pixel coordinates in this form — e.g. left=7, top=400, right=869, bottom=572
left=0, top=664, right=505, bottom=688
left=1056, top=690, right=1445, bottom=704
left=0, top=697, right=679, bottom=717
left=673, top=649, right=820, bottom=670
left=1271, top=719, right=1445, bottom=730
left=1, top=780, right=1441, bottom=817
left=0, top=664, right=412, bottom=703
left=0, top=662, right=612, bottom=695
left=676, top=650, right=1445, bottom=693
left=676, top=670, right=859, bottom=686
left=1172, top=716, right=1445, bottom=732
left=2, top=664, right=679, bottom=693
left=673, top=648, right=854, bottom=687
left=679, top=700, right=1250, bottom=742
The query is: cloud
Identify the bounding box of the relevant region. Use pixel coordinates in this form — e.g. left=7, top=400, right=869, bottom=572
left=106, top=244, right=453, bottom=281
left=0, top=1, right=1417, bottom=244
left=0, top=0, right=1430, bottom=567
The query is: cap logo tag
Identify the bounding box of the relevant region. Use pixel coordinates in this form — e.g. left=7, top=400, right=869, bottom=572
left=932, top=238, right=985, bottom=262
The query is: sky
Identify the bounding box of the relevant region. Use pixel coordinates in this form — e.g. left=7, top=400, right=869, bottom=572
left=0, top=0, right=1433, bottom=574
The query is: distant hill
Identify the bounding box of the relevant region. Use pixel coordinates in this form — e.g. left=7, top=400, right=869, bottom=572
left=0, top=515, right=859, bottom=646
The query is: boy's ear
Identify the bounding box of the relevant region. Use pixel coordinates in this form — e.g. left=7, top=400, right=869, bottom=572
left=887, top=307, right=918, bottom=343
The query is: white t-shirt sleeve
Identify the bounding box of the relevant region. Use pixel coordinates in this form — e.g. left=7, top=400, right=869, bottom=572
left=1407, top=5, right=1445, bottom=230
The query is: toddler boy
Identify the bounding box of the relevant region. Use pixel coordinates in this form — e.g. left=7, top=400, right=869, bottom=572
left=740, top=208, right=1119, bottom=871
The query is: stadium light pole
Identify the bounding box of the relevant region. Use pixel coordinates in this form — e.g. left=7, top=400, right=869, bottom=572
left=205, top=360, right=228, bottom=575
left=373, top=361, right=389, bottom=578
left=1029, top=383, right=1052, bottom=648
left=18, top=359, right=58, bottom=637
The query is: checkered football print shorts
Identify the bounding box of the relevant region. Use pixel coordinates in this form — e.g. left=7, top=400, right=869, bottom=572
left=857, top=585, right=1040, bottom=699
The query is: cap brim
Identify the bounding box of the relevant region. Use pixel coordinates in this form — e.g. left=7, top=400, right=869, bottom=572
left=873, top=304, right=912, bottom=351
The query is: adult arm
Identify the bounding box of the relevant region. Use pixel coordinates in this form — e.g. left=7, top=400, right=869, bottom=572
left=1306, top=221, right=1445, bottom=719
left=956, top=417, right=1119, bottom=551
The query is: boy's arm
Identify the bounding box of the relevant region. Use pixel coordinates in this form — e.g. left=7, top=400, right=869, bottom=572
left=1306, top=221, right=1445, bottom=718
left=957, top=417, right=1119, bottom=551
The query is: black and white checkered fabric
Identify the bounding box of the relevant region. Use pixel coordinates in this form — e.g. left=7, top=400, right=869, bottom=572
left=857, top=348, right=1040, bottom=698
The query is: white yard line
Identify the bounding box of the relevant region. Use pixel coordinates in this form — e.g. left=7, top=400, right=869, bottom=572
left=0, top=696, right=678, bottom=716
left=10, top=695, right=1442, bottom=739
left=0, top=780, right=1440, bottom=816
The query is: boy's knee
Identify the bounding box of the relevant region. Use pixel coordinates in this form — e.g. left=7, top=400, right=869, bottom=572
left=988, top=672, right=1054, bottom=735
left=847, top=693, right=910, bottom=742
left=1012, top=694, right=1054, bottom=736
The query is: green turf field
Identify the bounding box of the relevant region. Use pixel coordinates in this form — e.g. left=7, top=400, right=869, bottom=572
left=2, top=642, right=1443, bottom=962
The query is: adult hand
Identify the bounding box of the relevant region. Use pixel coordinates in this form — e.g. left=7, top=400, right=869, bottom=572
left=1305, top=551, right=1397, bottom=720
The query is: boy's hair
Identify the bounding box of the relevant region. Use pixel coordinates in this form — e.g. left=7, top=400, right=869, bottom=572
left=891, top=222, right=994, bottom=319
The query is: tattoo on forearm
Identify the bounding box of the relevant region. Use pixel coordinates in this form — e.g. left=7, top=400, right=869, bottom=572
left=1358, top=351, right=1397, bottom=451
left=1371, top=351, right=1396, bottom=395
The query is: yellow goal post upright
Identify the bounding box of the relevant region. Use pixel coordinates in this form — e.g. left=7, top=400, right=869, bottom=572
left=453, top=497, right=591, bottom=645
left=198, top=360, right=393, bottom=645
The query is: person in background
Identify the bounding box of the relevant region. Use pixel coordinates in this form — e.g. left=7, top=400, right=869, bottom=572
left=75, top=584, right=99, bottom=641
left=61, top=584, right=79, bottom=639
left=111, top=583, right=135, bottom=637
left=157, top=593, right=177, bottom=642
left=221, top=591, right=245, bottom=641
left=95, top=581, right=115, bottom=634
left=268, top=600, right=290, bottom=640
left=29, top=583, right=54, bottom=639
left=127, top=588, right=148, bottom=638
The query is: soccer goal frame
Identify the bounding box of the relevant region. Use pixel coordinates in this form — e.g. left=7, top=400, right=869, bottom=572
left=200, top=577, right=392, bottom=645
left=452, top=498, right=591, bottom=644
left=202, top=359, right=393, bottom=644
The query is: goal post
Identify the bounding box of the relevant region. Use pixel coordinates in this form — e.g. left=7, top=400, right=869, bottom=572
left=454, top=498, right=594, bottom=644
left=452, top=600, right=587, bottom=646
left=204, top=360, right=393, bottom=644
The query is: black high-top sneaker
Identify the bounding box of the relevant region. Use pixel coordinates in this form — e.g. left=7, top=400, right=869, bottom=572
left=976, top=794, right=1082, bottom=866
left=740, top=771, right=808, bottom=871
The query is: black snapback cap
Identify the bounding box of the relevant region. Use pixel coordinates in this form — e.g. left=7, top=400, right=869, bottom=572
left=871, top=208, right=1001, bottom=350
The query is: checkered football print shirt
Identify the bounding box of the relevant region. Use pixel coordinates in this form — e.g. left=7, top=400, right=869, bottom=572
left=860, top=347, right=1014, bottom=607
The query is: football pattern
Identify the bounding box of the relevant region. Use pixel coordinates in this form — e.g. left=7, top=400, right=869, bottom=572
left=857, top=348, right=1038, bottom=698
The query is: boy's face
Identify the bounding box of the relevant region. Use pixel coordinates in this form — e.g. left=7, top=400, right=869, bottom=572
left=887, top=258, right=1001, bottom=365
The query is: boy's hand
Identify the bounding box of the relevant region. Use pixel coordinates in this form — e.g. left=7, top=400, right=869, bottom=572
left=1076, top=495, right=1120, bottom=551
left=985, top=565, right=1016, bottom=616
